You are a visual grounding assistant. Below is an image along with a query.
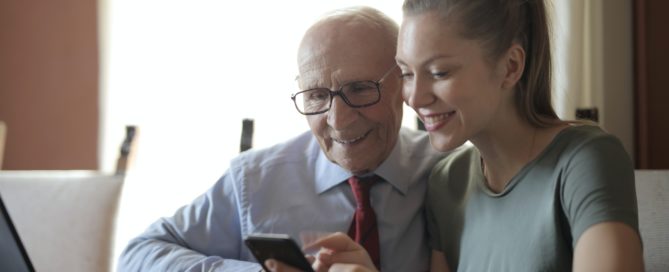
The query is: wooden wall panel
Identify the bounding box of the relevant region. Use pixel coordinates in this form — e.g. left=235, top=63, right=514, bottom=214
left=0, top=0, right=99, bottom=170
left=635, top=0, right=669, bottom=169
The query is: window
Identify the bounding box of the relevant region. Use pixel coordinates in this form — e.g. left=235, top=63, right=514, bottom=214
left=100, top=1, right=405, bottom=267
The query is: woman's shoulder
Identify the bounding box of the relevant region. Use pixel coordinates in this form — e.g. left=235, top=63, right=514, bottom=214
left=430, top=144, right=480, bottom=182
left=550, top=124, right=626, bottom=155
left=545, top=124, right=632, bottom=170
left=558, top=123, right=610, bottom=139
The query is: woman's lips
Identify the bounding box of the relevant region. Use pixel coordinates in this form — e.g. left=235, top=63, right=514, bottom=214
left=422, top=111, right=455, bottom=132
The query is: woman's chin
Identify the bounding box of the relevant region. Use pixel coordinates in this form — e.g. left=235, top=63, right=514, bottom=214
left=429, top=134, right=466, bottom=152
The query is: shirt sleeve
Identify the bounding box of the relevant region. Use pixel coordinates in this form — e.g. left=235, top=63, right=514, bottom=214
left=117, top=172, right=261, bottom=271
left=560, top=134, right=639, bottom=248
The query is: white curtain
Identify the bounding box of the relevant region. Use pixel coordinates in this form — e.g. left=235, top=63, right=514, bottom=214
left=551, top=0, right=634, bottom=154
left=552, top=0, right=585, bottom=120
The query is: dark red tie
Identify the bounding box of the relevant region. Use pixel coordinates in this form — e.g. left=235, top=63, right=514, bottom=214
left=347, top=175, right=381, bottom=269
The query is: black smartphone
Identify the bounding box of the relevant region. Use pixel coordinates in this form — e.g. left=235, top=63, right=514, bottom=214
left=244, top=233, right=315, bottom=272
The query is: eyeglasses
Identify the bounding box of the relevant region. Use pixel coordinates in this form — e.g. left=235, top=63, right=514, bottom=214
left=291, top=65, right=397, bottom=115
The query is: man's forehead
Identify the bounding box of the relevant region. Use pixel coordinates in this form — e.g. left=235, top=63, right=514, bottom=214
left=298, top=53, right=392, bottom=88
left=298, top=19, right=382, bottom=64
left=297, top=64, right=345, bottom=89
left=296, top=25, right=394, bottom=88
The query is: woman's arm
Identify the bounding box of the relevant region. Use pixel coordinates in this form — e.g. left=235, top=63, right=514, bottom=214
left=560, top=131, right=643, bottom=271
left=573, top=222, right=644, bottom=272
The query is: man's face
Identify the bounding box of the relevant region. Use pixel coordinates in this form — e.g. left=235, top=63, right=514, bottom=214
left=297, top=21, right=403, bottom=175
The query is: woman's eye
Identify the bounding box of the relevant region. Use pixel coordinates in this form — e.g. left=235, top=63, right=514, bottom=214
left=432, top=71, right=449, bottom=78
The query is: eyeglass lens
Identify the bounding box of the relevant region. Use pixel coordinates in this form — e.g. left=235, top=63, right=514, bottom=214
left=294, top=81, right=379, bottom=114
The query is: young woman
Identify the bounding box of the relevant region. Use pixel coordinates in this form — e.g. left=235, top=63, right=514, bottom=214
left=395, top=0, right=643, bottom=271
left=268, top=0, right=644, bottom=271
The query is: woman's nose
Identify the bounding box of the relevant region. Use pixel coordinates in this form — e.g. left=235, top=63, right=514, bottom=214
left=403, top=77, right=434, bottom=109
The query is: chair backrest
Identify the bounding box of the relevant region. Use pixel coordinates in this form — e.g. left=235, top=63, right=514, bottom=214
left=635, top=169, right=669, bottom=272
left=0, top=121, right=6, bottom=169
left=0, top=171, right=124, bottom=272
left=115, top=125, right=137, bottom=175
left=240, top=118, right=254, bottom=153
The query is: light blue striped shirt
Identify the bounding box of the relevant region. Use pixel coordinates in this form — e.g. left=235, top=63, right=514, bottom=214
left=119, top=127, right=445, bottom=271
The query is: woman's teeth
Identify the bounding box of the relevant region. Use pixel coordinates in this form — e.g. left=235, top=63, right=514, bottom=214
left=423, top=112, right=454, bottom=125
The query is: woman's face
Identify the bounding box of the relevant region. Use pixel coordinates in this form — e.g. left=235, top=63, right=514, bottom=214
left=396, top=11, right=509, bottom=152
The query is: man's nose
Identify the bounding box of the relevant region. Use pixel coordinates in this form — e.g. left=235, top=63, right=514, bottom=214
left=327, top=96, right=358, bottom=129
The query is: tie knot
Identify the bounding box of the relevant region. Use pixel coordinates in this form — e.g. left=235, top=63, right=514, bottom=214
left=348, top=175, right=379, bottom=208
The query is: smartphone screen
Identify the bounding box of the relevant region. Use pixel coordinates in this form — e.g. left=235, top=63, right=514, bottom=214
left=244, top=233, right=315, bottom=272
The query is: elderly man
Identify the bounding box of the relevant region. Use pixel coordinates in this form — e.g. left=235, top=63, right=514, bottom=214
left=118, top=6, right=443, bottom=272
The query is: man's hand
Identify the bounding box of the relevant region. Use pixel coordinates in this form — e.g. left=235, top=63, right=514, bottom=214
left=265, top=232, right=377, bottom=272
left=264, top=257, right=314, bottom=272
left=307, top=232, right=377, bottom=272
left=266, top=259, right=374, bottom=272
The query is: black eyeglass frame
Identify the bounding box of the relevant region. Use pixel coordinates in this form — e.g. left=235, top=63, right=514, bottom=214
left=291, top=65, right=397, bottom=115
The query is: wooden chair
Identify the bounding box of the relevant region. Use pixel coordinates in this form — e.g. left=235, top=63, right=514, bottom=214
left=115, top=125, right=137, bottom=175
left=240, top=118, right=254, bottom=153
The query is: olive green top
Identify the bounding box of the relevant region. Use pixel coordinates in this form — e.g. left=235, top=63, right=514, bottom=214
left=427, top=125, right=639, bottom=272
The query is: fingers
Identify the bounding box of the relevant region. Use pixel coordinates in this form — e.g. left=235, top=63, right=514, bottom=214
left=315, top=249, right=375, bottom=271
left=312, top=256, right=373, bottom=272
left=329, top=263, right=376, bottom=272
left=304, top=232, right=362, bottom=252
left=300, top=232, right=376, bottom=271
left=321, top=250, right=370, bottom=265
left=312, top=258, right=329, bottom=272
left=264, top=259, right=304, bottom=272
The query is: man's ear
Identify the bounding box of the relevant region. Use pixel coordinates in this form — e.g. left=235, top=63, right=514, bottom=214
left=500, top=43, right=526, bottom=90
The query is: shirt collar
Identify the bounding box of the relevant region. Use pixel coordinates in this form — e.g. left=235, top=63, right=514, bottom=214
left=314, top=131, right=410, bottom=195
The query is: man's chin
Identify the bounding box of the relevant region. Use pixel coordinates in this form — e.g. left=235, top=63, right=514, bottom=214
left=340, top=163, right=373, bottom=176
left=332, top=154, right=379, bottom=175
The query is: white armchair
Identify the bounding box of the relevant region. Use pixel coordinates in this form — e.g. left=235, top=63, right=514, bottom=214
left=0, top=171, right=124, bottom=272
left=635, top=169, right=669, bottom=272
